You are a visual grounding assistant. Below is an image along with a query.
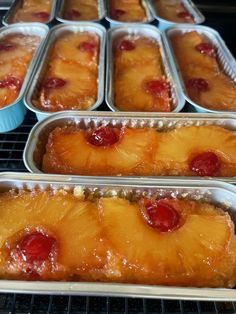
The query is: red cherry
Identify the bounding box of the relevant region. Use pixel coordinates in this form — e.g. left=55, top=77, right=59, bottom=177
left=79, top=42, right=96, bottom=52
left=42, top=78, right=66, bottom=89
left=177, top=11, right=192, bottom=19
left=33, top=12, right=50, bottom=20
left=0, top=77, right=22, bottom=90
left=111, top=9, right=126, bottom=19
left=189, top=151, right=221, bottom=176
left=118, top=40, right=135, bottom=51
left=144, top=80, right=170, bottom=96
left=0, top=42, right=17, bottom=51
left=195, top=43, right=216, bottom=57
left=86, top=126, right=119, bottom=147
left=187, top=78, right=209, bottom=92
left=17, top=232, right=56, bottom=263
left=140, top=199, right=180, bottom=232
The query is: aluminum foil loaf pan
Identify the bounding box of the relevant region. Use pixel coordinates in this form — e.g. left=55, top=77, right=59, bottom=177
left=0, top=23, right=49, bottom=132
left=148, top=0, right=205, bottom=31
left=106, top=24, right=185, bottom=113
left=105, top=0, right=153, bottom=27
left=0, top=172, right=236, bottom=300
left=164, top=24, right=236, bottom=113
left=56, top=0, right=105, bottom=23
left=24, top=23, right=106, bottom=121
left=23, top=111, right=236, bottom=183
left=2, top=0, right=57, bottom=25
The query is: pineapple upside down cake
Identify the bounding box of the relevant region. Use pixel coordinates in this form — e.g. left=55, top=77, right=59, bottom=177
left=155, top=0, right=195, bottom=23
left=63, top=0, right=99, bottom=21
left=0, top=33, right=40, bottom=108
left=42, top=124, right=236, bottom=177
left=33, top=32, right=99, bottom=112
left=109, top=0, right=146, bottom=22
left=0, top=187, right=235, bottom=288
left=12, top=0, right=52, bottom=23
left=113, top=35, right=172, bottom=112
left=171, top=31, right=236, bottom=111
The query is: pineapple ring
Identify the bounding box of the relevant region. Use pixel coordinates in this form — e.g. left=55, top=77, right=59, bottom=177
left=42, top=127, right=158, bottom=175
left=99, top=197, right=236, bottom=287
left=154, top=125, right=236, bottom=176
left=52, top=32, right=99, bottom=72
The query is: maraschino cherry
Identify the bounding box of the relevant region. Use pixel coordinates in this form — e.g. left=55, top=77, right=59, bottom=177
left=189, top=151, right=221, bottom=176
left=16, top=231, right=56, bottom=263
left=86, top=126, right=119, bottom=147
left=42, top=77, right=66, bottom=89
left=140, top=199, right=180, bottom=232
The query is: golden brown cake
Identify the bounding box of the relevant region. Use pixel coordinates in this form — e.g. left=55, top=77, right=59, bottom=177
left=155, top=0, right=194, bottom=23
left=0, top=33, right=40, bottom=108
left=113, top=36, right=172, bottom=112
left=63, top=0, right=99, bottom=20
left=0, top=188, right=236, bottom=288
left=109, top=0, right=146, bottom=22
left=33, top=32, right=99, bottom=112
left=12, top=0, right=52, bottom=23
left=42, top=125, right=236, bottom=177
left=171, top=31, right=236, bottom=110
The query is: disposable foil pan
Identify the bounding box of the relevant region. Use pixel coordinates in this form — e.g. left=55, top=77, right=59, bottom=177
left=148, top=0, right=205, bottom=31
left=2, top=0, right=57, bottom=25
left=0, top=172, right=236, bottom=300
left=106, top=25, right=185, bottom=113
left=23, top=111, right=236, bottom=183
left=24, top=23, right=106, bottom=121
left=0, top=23, right=49, bottom=132
left=105, top=0, right=153, bottom=27
left=164, top=24, right=236, bottom=113
left=56, top=0, right=105, bottom=23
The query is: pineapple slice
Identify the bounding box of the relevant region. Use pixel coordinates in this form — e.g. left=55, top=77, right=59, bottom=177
left=182, top=65, right=236, bottom=110
left=0, top=34, right=38, bottom=64
left=0, top=190, right=107, bottom=280
left=42, top=126, right=158, bottom=175
left=114, top=36, right=163, bottom=70
left=64, top=2, right=98, bottom=20
left=154, top=125, right=236, bottom=176
left=156, top=0, right=194, bottom=23
left=115, top=63, right=171, bottom=112
left=99, top=197, right=236, bottom=287
left=37, top=59, right=97, bottom=111
left=53, top=32, right=99, bottom=72
left=171, top=31, right=219, bottom=72
left=110, top=1, right=146, bottom=22
left=0, top=88, right=19, bottom=108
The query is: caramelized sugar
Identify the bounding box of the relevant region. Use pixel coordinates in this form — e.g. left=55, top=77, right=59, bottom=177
left=109, top=0, right=146, bottom=22
left=155, top=0, right=194, bottom=23
left=12, top=0, right=52, bottom=23
left=113, top=35, right=172, bottom=112
left=33, top=32, right=99, bottom=112
left=42, top=125, right=236, bottom=177
left=171, top=31, right=236, bottom=110
left=63, top=0, right=99, bottom=21
left=0, top=33, right=40, bottom=108
left=1, top=188, right=235, bottom=287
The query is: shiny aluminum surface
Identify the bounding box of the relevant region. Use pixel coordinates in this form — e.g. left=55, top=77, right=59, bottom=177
left=148, top=0, right=205, bottom=30
left=164, top=24, right=236, bottom=113
left=0, top=172, right=236, bottom=300
left=23, top=111, right=236, bottom=183
left=2, top=0, right=57, bottom=25
left=105, top=0, right=153, bottom=27
left=106, top=24, right=185, bottom=113
left=0, top=23, right=49, bottom=132
left=24, top=23, right=106, bottom=121
left=56, top=0, right=105, bottom=23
